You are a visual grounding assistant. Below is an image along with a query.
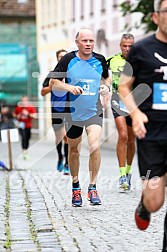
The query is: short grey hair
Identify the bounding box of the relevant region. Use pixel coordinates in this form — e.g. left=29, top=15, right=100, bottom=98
left=154, top=0, right=165, bottom=11
left=121, top=33, right=134, bottom=40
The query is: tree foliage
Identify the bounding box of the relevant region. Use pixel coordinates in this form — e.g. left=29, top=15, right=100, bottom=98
left=120, top=0, right=157, bottom=33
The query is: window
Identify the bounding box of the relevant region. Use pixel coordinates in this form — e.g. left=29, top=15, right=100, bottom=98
left=80, top=0, right=84, bottom=19
left=54, top=0, right=58, bottom=25
left=96, top=28, right=108, bottom=49
left=101, top=0, right=106, bottom=13
left=54, top=0, right=57, bottom=12
left=48, top=0, right=51, bottom=25
left=41, top=0, right=45, bottom=27
left=113, top=0, right=117, bottom=9
left=72, top=0, right=76, bottom=22
left=90, top=0, right=94, bottom=16
left=61, top=0, right=66, bottom=23
left=17, top=0, right=28, bottom=3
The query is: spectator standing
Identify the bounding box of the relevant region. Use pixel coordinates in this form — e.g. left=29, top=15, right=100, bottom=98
left=13, top=96, right=37, bottom=160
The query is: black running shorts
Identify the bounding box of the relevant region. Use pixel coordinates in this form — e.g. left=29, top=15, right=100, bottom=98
left=137, top=139, right=167, bottom=179
left=52, top=112, right=66, bottom=131
left=66, top=114, right=103, bottom=139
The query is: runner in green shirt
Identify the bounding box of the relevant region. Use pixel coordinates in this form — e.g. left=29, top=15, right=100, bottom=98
left=106, top=33, right=135, bottom=191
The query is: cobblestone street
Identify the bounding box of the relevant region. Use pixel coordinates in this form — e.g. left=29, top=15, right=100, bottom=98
left=0, top=134, right=166, bottom=252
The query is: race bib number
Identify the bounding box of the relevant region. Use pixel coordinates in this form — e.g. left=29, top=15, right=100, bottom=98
left=78, top=79, right=97, bottom=96
left=152, top=82, right=167, bottom=110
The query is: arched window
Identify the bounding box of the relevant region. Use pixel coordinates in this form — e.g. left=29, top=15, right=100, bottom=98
left=96, top=29, right=108, bottom=49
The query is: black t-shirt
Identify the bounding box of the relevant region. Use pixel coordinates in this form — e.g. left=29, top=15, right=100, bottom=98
left=124, top=34, right=167, bottom=140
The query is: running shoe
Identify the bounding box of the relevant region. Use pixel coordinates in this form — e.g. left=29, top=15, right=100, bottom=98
left=135, top=199, right=151, bottom=230
left=126, top=173, right=132, bottom=190
left=57, top=159, right=63, bottom=172
left=23, top=152, right=29, bottom=160
left=88, top=188, right=102, bottom=205
left=72, top=188, right=82, bottom=207
left=64, top=164, right=70, bottom=175
left=119, top=175, right=129, bottom=190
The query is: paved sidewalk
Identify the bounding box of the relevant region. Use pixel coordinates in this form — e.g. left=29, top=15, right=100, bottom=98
left=0, top=134, right=166, bottom=252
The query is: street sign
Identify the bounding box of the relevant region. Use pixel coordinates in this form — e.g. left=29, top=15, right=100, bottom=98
left=1, top=128, right=19, bottom=143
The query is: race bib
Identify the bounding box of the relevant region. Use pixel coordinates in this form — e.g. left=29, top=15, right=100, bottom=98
left=152, top=82, right=167, bottom=110
left=119, top=100, right=129, bottom=113
left=78, top=79, right=97, bottom=96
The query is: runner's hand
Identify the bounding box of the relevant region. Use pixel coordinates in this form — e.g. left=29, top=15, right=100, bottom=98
left=99, top=84, right=110, bottom=96
left=69, top=85, right=83, bottom=95
left=131, top=109, right=148, bottom=139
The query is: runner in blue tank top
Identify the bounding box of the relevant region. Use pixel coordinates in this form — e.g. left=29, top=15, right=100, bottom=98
left=49, top=28, right=111, bottom=207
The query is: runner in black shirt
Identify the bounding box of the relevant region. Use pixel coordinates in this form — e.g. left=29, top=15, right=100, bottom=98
left=119, top=0, right=167, bottom=251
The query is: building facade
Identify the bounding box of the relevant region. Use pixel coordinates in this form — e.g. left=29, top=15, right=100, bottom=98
left=36, top=0, right=71, bottom=136
left=0, top=0, right=38, bottom=106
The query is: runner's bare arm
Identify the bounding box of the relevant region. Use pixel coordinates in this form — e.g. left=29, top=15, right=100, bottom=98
left=49, top=78, right=83, bottom=95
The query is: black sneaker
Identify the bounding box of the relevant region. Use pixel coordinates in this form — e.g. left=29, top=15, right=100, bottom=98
left=135, top=199, right=151, bottom=230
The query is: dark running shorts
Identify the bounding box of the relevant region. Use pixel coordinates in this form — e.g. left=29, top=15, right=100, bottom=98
left=66, top=114, right=103, bottom=139
left=111, top=93, right=132, bottom=127
left=137, top=139, right=167, bottom=179
left=52, top=112, right=66, bottom=131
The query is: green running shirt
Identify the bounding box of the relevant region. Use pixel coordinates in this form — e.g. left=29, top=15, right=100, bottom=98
left=106, top=53, right=125, bottom=92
